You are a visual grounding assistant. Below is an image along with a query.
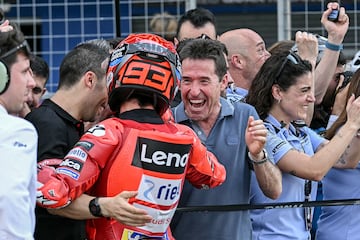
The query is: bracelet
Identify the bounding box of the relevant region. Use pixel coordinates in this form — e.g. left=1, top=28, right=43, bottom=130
left=325, top=41, right=343, bottom=51
left=248, top=149, right=268, bottom=165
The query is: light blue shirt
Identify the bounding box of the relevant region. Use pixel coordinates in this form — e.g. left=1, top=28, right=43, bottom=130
left=250, top=114, right=325, bottom=240
left=226, top=86, right=248, bottom=100
left=0, top=105, right=37, bottom=240
left=316, top=164, right=360, bottom=240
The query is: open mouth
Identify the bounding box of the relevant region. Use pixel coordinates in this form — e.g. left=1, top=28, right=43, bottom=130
left=189, top=99, right=206, bottom=109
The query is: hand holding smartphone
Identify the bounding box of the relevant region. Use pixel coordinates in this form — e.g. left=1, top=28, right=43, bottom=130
left=327, top=0, right=340, bottom=22
left=328, top=7, right=340, bottom=22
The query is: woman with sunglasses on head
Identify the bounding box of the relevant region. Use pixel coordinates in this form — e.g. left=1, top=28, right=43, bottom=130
left=246, top=51, right=360, bottom=240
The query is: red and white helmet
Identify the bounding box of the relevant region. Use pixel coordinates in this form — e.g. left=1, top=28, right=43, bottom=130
left=107, top=33, right=181, bottom=115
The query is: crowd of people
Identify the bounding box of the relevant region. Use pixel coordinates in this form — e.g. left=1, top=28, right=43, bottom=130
left=1, top=2, right=360, bottom=240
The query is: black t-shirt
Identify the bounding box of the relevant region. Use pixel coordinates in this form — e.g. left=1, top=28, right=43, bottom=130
left=25, top=98, right=86, bottom=240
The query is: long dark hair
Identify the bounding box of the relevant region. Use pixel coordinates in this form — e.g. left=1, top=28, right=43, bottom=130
left=325, top=68, right=360, bottom=139
left=246, top=51, right=312, bottom=120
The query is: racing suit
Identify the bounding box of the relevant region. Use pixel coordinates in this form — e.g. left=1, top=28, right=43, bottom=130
left=37, top=109, right=226, bottom=240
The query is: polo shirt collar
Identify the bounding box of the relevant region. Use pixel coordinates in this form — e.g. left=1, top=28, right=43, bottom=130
left=265, top=114, right=298, bottom=136
left=42, top=98, right=84, bottom=133
left=172, top=97, right=234, bottom=123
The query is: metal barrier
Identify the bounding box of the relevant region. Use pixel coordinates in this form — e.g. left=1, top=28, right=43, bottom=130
left=177, top=198, right=360, bottom=212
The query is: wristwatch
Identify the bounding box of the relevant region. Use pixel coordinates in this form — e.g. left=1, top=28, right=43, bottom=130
left=248, top=149, right=268, bottom=165
left=89, top=197, right=103, bottom=217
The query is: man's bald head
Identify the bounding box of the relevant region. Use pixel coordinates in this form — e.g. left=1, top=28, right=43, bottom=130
left=219, top=28, right=270, bottom=90
left=219, top=28, right=262, bottom=57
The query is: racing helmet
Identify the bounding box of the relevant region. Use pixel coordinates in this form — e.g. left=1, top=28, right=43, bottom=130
left=107, top=33, right=181, bottom=115
left=350, top=50, right=360, bottom=73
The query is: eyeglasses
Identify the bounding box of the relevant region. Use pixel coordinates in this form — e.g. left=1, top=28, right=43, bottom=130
left=274, top=51, right=301, bottom=83
left=32, top=86, right=43, bottom=95
left=180, top=34, right=212, bottom=42
left=198, top=34, right=211, bottom=40
left=0, top=40, right=31, bottom=59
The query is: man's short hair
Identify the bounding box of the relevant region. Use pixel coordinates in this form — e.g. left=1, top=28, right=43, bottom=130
left=176, top=8, right=216, bottom=39
left=30, top=55, right=49, bottom=83
left=0, top=23, right=29, bottom=68
left=58, top=43, right=109, bottom=89
left=179, top=38, right=227, bottom=81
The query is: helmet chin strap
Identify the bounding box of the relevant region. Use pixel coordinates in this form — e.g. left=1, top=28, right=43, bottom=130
left=124, top=89, right=135, bottom=101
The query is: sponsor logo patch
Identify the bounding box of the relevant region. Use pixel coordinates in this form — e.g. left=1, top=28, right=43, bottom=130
left=56, top=168, right=80, bottom=180
left=272, top=141, right=286, bottom=154
left=74, top=141, right=94, bottom=151
left=59, top=158, right=84, bottom=172
left=106, top=71, right=114, bottom=88
left=121, top=228, right=167, bottom=240
left=138, top=175, right=182, bottom=206
left=131, top=137, right=191, bottom=174
left=65, top=147, right=88, bottom=162
left=13, top=141, right=27, bottom=148
left=86, top=124, right=106, bottom=137
left=133, top=202, right=175, bottom=236
left=110, top=44, right=127, bottom=62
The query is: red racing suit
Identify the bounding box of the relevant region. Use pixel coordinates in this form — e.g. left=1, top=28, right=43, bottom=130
left=37, top=114, right=226, bottom=240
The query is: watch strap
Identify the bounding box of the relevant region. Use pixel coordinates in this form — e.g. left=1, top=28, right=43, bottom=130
left=89, top=197, right=103, bottom=217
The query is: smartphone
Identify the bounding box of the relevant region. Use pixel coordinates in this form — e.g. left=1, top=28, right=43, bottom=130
left=328, top=8, right=339, bottom=22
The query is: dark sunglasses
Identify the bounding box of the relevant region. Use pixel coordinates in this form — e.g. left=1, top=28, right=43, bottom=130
left=198, top=34, right=211, bottom=40
left=274, top=51, right=301, bottom=83
left=32, top=86, right=43, bottom=94
left=0, top=40, right=31, bottom=59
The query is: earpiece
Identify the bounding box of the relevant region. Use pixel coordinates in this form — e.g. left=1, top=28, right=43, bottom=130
left=0, top=59, right=10, bottom=94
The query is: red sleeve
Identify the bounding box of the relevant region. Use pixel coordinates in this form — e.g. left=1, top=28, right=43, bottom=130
left=176, top=124, right=226, bottom=189
left=37, top=118, right=123, bottom=208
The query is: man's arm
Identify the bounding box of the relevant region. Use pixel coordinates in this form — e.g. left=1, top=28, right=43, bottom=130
left=314, top=2, right=349, bottom=104
left=48, top=193, right=152, bottom=227
left=246, top=116, right=282, bottom=200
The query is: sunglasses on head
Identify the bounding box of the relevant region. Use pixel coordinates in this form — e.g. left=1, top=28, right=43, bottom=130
left=274, top=51, right=301, bottom=83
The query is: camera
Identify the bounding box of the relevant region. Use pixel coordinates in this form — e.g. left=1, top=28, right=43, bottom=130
left=328, top=8, right=339, bottom=22
left=338, top=71, right=353, bottom=90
